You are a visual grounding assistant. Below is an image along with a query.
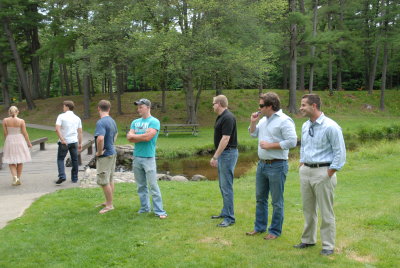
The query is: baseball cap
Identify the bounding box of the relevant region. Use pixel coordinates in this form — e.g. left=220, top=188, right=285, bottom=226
left=134, top=98, right=151, bottom=107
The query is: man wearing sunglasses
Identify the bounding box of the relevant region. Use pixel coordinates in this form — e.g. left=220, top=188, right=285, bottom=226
left=246, top=92, right=297, bottom=240
left=294, top=94, right=346, bottom=256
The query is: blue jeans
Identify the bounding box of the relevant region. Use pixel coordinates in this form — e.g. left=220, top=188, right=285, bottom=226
left=57, top=142, right=79, bottom=181
left=133, top=157, right=167, bottom=216
left=254, top=160, right=288, bottom=236
left=217, top=148, right=238, bottom=223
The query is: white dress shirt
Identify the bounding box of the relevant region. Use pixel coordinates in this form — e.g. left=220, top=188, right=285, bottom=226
left=55, top=111, right=82, bottom=144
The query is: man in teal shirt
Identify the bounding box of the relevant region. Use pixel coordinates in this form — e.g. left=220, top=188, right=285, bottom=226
left=127, top=98, right=167, bottom=219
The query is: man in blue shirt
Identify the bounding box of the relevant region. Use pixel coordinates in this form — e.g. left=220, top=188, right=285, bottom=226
left=294, top=94, right=346, bottom=256
left=246, top=92, right=297, bottom=240
left=127, top=98, right=167, bottom=219
left=94, top=100, right=118, bottom=214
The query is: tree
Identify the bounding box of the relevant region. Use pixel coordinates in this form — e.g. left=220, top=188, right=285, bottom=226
left=1, top=1, right=36, bottom=109
left=288, top=0, right=297, bottom=113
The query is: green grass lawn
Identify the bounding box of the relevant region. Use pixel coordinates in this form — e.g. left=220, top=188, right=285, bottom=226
left=0, top=140, right=399, bottom=267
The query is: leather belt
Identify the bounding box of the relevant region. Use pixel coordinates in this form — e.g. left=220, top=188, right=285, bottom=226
left=260, top=159, right=286, bottom=164
left=304, top=163, right=331, bottom=168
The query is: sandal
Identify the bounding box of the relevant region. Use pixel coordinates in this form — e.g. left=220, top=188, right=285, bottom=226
left=95, top=203, right=106, bottom=208
left=159, top=215, right=168, bottom=219
left=99, top=206, right=114, bottom=214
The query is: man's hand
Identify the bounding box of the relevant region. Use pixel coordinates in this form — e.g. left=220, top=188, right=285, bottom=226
left=96, top=150, right=105, bottom=157
left=260, top=140, right=271, bottom=150
left=210, top=158, right=218, bottom=168
left=78, top=144, right=82, bottom=152
left=327, top=169, right=336, bottom=177
left=250, top=112, right=261, bottom=123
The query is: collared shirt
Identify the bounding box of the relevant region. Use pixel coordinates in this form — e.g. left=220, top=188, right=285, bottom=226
left=55, top=111, right=82, bottom=144
left=214, top=109, right=238, bottom=149
left=250, top=109, right=297, bottom=160
left=300, top=113, right=346, bottom=170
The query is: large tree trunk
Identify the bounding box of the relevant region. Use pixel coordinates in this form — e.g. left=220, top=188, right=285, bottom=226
left=288, top=0, right=297, bottom=113
left=46, top=58, right=54, bottom=97
left=183, top=69, right=197, bottom=124
left=298, top=0, right=306, bottom=91
left=69, top=63, right=74, bottom=95
left=82, top=37, right=90, bottom=119
left=75, top=65, right=82, bottom=95
left=2, top=15, right=35, bottom=109
left=0, top=60, right=11, bottom=108
left=115, top=64, right=124, bottom=115
left=161, top=59, right=168, bottom=113
left=63, top=63, right=71, bottom=95
left=368, top=46, right=380, bottom=94
left=327, top=0, right=333, bottom=95
left=25, top=3, right=41, bottom=99
left=380, top=43, right=388, bottom=111
left=108, top=69, right=114, bottom=100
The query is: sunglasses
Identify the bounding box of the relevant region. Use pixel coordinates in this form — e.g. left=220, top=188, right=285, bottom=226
left=259, top=104, right=266, bottom=108
left=308, top=125, right=314, bottom=137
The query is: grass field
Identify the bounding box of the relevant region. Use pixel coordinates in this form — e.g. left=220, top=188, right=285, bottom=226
left=0, top=140, right=399, bottom=267
left=0, top=90, right=399, bottom=267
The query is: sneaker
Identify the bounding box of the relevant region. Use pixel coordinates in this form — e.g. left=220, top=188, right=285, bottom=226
left=55, top=178, right=66, bottom=185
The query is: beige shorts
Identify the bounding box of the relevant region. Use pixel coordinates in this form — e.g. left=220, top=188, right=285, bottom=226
left=96, top=154, right=117, bottom=186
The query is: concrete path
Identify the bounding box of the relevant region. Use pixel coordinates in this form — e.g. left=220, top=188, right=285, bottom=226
left=0, top=120, right=94, bottom=229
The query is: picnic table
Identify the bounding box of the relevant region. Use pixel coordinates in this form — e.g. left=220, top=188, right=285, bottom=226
left=162, top=124, right=199, bottom=136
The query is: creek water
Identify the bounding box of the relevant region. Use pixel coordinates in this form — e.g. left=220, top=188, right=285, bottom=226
left=156, top=151, right=259, bottom=180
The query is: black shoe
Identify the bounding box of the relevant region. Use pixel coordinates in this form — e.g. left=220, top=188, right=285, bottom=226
left=55, top=178, right=66, bottom=185
left=293, top=242, right=315, bottom=249
left=211, top=215, right=223, bottom=219
left=72, top=180, right=78, bottom=183
left=217, top=221, right=234, bottom=227
left=320, top=249, right=334, bottom=256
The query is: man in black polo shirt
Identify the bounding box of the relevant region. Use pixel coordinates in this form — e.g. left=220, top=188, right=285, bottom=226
left=210, top=95, right=238, bottom=227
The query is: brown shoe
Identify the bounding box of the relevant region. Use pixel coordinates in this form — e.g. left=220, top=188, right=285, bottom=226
left=246, top=230, right=263, bottom=236
left=264, top=234, right=278, bottom=240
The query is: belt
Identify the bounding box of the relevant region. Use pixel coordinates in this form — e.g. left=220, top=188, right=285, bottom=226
left=304, top=163, right=331, bottom=168
left=224, top=147, right=237, bottom=151
left=260, top=159, right=286, bottom=164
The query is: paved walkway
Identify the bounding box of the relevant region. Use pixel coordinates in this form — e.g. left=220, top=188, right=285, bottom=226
left=0, top=120, right=94, bottom=229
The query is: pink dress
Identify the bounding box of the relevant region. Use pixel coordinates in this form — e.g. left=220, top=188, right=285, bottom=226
left=2, top=127, right=32, bottom=164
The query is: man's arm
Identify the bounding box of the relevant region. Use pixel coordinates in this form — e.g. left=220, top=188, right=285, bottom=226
left=210, top=135, right=230, bottom=167
left=96, top=135, right=105, bottom=156
left=260, top=119, right=297, bottom=150
left=327, top=126, right=346, bottom=177
left=77, top=128, right=83, bottom=151
left=127, top=128, right=157, bottom=143
left=55, top=125, right=66, bottom=144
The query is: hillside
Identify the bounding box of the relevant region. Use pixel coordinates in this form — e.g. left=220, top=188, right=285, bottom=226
left=1, top=89, right=400, bottom=129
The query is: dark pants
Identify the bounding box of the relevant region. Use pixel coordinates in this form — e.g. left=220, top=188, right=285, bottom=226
left=57, top=142, right=79, bottom=181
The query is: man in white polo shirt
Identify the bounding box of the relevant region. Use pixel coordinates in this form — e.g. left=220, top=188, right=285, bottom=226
left=55, top=100, right=82, bottom=184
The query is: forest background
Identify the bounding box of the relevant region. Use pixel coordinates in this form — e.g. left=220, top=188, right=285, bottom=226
left=1, top=0, right=400, bottom=124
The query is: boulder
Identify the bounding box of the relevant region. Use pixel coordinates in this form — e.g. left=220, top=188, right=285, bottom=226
left=191, top=174, right=208, bottom=181
left=158, top=174, right=172, bottom=181
left=171, top=175, right=189, bottom=182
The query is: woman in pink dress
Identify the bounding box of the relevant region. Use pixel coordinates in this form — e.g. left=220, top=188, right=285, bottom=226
left=2, top=106, right=32, bottom=186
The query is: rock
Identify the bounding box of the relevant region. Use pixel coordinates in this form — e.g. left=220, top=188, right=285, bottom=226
left=158, top=174, right=172, bottom=181
left=191, top=174, right=208, bottom=181
left=171, top=175, right=189, bottom=182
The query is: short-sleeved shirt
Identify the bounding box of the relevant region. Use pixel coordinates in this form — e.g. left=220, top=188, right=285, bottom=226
left=55, top=111, right=82, bottom=144
left=214, top=109, right=238, bottom=149
left=94, top=116, right=117, bottom=157
left=130, top=116, right=160, bottom=157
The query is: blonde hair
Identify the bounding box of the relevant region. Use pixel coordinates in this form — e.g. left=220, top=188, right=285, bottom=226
left=8, top=106, right=19, bottom=117
left=213, top=95, right=228, bottom=108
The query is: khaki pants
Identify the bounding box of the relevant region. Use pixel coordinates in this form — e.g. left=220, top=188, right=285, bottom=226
left=299, top=165, right=337, bottom=250
left=96, top=154, right=116, bottom=186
